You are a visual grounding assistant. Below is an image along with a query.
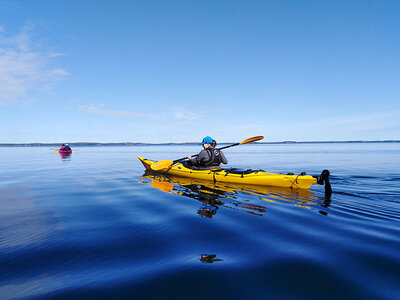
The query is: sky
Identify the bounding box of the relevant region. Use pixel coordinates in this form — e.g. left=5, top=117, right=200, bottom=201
left=0, top=0, right=399, bottom=143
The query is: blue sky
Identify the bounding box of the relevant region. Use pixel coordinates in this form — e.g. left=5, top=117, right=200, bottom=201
left=1, top=0, right=399, bottom=143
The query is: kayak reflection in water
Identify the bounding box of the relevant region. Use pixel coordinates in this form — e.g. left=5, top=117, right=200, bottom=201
left=198, top=205, right=217, bottom=218
left=139, top=172, right=267, bottom=218
left=59, top=151, right=71, bottom=160
left=138, top=171, right=331, bottom=214
left=186, top=136, right=228, bottom=170
left=179, top=184, right=224, bottom=218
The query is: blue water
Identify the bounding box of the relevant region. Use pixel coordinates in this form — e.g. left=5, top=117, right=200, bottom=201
left=0, top=143, right=399, bottom=299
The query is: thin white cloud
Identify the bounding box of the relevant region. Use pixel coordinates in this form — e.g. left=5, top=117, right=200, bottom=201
left=171, top=107, right=201, bottom=121
left=79, top=104, right=145, bottom=118
left=0, top=25, right=69, bottom=104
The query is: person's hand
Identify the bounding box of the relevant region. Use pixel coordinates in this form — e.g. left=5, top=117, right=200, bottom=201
left=188, top=155, right=192, bottom=160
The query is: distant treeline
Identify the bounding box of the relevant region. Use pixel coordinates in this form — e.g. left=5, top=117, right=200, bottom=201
left=0, top=140, right=399, bottom=147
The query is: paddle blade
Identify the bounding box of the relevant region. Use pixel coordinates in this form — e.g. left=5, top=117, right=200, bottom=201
left=151, top=160, right=173, bottom=171
left=239, top=136, right=264, bottom=145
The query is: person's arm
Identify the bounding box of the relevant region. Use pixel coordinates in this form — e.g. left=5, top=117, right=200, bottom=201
left=189, top=149, right=208, bottom=164
left=220, top=151, right=228, bottom=164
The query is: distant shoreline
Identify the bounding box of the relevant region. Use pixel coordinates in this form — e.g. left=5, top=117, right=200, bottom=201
left=0, top=140, right=399, bottom=147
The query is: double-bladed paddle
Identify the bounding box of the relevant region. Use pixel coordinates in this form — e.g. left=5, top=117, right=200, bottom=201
left=151, top=136, right=264, bottom=171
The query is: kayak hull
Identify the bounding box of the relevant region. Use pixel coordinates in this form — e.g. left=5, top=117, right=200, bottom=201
left=138, top=156, right=317, bottom=189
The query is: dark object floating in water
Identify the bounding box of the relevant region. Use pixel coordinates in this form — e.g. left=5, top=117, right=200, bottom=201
left=200, top=254, right=224, bottom=263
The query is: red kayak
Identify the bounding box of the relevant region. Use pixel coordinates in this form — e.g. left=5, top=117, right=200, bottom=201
left=59, top=150, right=72, bottom=154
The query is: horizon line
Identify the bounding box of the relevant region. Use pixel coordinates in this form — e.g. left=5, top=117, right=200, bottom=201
left=0, top=140, right=399, bottom=146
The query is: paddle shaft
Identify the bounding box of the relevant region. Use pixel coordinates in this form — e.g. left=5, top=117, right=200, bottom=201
left=149, top=136, right=263, bottom=171
left=172, top=143, right=240, bottom=164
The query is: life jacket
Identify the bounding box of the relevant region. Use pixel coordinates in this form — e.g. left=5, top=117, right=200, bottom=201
left=200, top=148, right=223, bottom=167
left=63, top=145, right=71, bottom=151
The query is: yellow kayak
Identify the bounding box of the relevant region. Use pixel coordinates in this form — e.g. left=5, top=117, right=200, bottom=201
left=138, top=156, right=329, bottom=190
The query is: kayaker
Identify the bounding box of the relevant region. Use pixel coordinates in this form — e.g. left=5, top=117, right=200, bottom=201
left=63, top=144, right=72, bottom=151
left=59, top=144, right=66, bottom=151
left=187, top=136, right=228, bottom=169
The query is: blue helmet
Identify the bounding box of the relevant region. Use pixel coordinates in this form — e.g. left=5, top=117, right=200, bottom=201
left=201, top=136, right=214, bottom=145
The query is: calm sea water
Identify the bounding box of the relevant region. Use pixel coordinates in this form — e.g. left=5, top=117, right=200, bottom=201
left=0, top=143, right=399, bottom=299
